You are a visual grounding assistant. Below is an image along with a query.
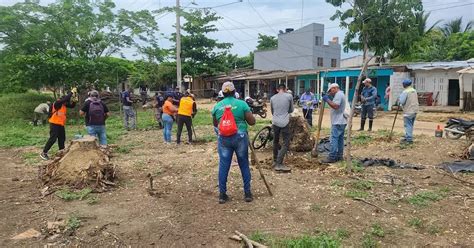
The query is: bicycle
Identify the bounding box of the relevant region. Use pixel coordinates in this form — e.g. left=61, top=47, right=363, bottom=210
left=252, top=125, right=274, bottom=150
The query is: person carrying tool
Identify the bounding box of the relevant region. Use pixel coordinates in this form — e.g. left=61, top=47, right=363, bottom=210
left=122, top=87, right=136, bottom=131
left=33, top=101, right=51, bottom=126
left=79, top=90, right=110, bottom=146
left=162, top=94, right=177, bottom=144
left=154, top=92, right=165, bottom=129
left=212, top=81, right=256, bottom=204
left=398, top=79, right=419, bottom=144
left=40, top=90, right=77, bottom=160
left=176, top=91, right=197, bottom=145
left=359, top=78, right=377, bottom=131
left=300, top=88, right=318, bottom=126
left=321, top=83, right=347, bottom=163
left=270, top=83, right=294, bottom=172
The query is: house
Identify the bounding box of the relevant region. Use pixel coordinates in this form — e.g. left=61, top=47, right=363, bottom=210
left=457, top=66, right=474, bottom=111
left=254, top=23, right=341, bottom=71
left=340, top=54, right=389, bottom=68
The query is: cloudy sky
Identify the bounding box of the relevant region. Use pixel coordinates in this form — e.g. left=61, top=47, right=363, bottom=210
left=2, top=0, right=474, bottom=59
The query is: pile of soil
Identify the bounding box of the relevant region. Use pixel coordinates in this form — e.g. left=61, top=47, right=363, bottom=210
left=288, top=116, right=314, bottom=152
left=40, top=136, right=117, bottom=188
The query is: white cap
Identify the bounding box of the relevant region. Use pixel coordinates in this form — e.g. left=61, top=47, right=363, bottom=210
left=363, top=78, right=372, bottom=84
left=217, top=90, right=224, bottom=98
left=327, top=83, right=340, bottom=92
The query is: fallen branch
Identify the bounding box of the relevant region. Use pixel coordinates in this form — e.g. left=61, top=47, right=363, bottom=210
left=437, top=169, right=474, bottom=187
left=235, top=231, right=253, bottom=248
left=353, top=197, right=389, bottom=213
left=232, top=231, right=268, bottom=248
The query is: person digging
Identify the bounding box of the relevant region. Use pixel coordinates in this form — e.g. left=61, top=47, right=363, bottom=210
left=359, top=78, right=377, bottom=132
left=270, top=83, right=293, bottom=172
left=40, top=89, right=78, bottom=160
left=33, top=101, right=51, bottom=126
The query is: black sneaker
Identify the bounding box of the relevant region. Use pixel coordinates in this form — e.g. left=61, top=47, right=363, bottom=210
left=40, top=152, right=49, bottom=161
left=244, top=192, right=253, bottom=202
left=219, top=193, right=229, bottom=204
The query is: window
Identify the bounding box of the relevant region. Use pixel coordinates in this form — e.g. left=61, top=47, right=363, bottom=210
left=331, top=59, right=337, bottom=68
left=310, top=80, right=316, bottom=92
left=315, top=36, right=322, bottom=46
left=317, top=57, right=323, bottom=67
left=299, top=80, right=305, bottom=94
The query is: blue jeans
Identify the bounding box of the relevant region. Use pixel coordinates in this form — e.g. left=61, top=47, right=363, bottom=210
left=218, top=132, right=251, bottom=194
left=329, top=124, right=346, bottom=160
left=86, top=125, right=107, bottom=145
left=162, top=114, right=174, bottom=142
left=403, top=114, right=416, bottom=142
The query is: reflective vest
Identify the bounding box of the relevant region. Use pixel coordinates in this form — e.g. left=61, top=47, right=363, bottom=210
left=178, top=96, right=194, bottom=117
left=49, top=104, right=67, bottom=126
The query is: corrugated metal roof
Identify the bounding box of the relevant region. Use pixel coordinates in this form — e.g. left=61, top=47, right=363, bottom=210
left=458, top=67, right=474, bottom=74
left=406, top=61, right=472, bottom=70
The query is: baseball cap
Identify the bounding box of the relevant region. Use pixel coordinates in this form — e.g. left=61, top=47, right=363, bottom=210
left=363, top=78, right=372, bottom=84
left=222, top=81, right=235, bottom=93
left=327, top=83, right=340, bottom=92
left=90, top=90, right=99, bottom=97
left=402, top=79, right=412, bottom=86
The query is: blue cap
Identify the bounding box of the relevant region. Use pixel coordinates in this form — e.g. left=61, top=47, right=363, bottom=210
left=402, top=79, right=412, bottom=86
left=165, top=93, right=174, bottom=98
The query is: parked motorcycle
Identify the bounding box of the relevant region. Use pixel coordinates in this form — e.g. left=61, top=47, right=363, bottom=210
left=444, top=118, right=474, bottom=139
left=353, top=103, right=378, bottom=118
left=245, top=97, right=267, bottom=118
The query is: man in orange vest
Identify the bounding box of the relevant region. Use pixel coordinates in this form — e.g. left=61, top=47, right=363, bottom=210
left=176, top=91, right=197, bottom=144
left=40, top=90, right=77, bottom=160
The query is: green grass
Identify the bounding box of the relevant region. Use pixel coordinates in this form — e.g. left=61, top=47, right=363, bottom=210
left=352, top=180, right=374, bottom=191
left=370, top=224, right=385, bottom=237
left=87, top=196, right=99, bottom=205
left=407, top=190, right=446, bottom=207
left=66, top=216, right=81, bottom=231
left=352, top=133, right=373, bottom=145
left=361, top=233, right=377, bottom=248
left=427, top=225, right=441, bottom=235
left=249, top=231, right=270, bottom=244
left=55, top=188, right=93, bottom=201
left=338, top=160, right=364, bottom=173
left=408, top=217, right=423, bottom=228
left=277, top=233, right=341, bottom=248
left=335, top=228, right=350, bottom=239
left=21, top=151, right=42, bottom=166
left=0, top=91, right=54, bottom=125
left=310, top=204, right=322, bottom=212
left=331, top=179, right=345, bottom=187
left=345, top=190, right=369, bottom=199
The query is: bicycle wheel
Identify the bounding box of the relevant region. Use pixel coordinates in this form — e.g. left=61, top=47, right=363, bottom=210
left=252, top=126, right=272, bottom=149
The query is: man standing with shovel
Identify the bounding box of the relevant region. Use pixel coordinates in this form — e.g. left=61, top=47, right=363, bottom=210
left=270, top=83, right=293, bottom=172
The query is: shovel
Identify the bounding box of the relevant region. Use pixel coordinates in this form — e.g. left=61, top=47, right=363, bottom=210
left=311, top=101, right=325, bottom=158
left=249, top=143, right=273, bottom=196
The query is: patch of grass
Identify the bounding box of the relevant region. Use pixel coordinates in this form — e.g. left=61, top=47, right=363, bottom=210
left=398, top=142, right=414, bottom=150
left=352, top=133, right=373, bottom=145
left=278, top=233, right=341, bottom=248
left=376, top=129, right=391, bottom=137
left=310, top=204, right=322, bottom=212
left=361, top=233, right=377, bottom=248
left=21, top=152, right=41, bottom=166
left=249, top=230, right=270, bottom=244
left=407, top=190, right=446, bottom=207
left=133, top=160, right=146, bottom=171
left=87, top=196, right=99, bottom=205
left=115, top=144, right=134, bottom=154
left=66, top=216, right=81, bottom=231
left=55, top=188, right=92, bottom=201
left=194, top=134, right=217, bottom=143
left=337, top=160, right=364, bottom=173
left=335, top=228, right=350, bottom=239
left=427, top=225, right=440, bottom=235
left=345, top=190, right=369, bottom=199
left=408, top=217, right=423, bottom=228
left=331, top=179, right=345, bottom=187
left=370, top=223, right=385, bottom=237
left=192, top=109, right=213, bottom=127
left=352, top=180, right=374, bottom=190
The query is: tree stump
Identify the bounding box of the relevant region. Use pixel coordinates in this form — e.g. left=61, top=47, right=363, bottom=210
left=288, top=116, right=314, bottom=152
left=40, top=136, right=117, bottom=189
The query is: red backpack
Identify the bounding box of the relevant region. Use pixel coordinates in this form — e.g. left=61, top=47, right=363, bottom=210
left=219, top=106, right=238, bottom=136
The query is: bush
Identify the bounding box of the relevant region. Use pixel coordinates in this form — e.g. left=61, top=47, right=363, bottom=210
left=0, top=91, right=54, bottom=125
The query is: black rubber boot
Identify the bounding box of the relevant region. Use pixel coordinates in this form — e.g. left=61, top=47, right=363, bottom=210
left=358, top=120, right=366, bottom=131
left=368, top=120, right=373, bottom=132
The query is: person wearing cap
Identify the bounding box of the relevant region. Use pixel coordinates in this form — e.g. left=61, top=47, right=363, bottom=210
left=212, top=81, right=256, bottom=204
left=300, top=88, right=318, bottom=127
left=398, top=79, right=419, bottom=144
left=321, top=83, right=347, bottom=163
left=359, top=78, right=377, bottom=131
left=162, top=94, right=178, bottom=143
left=176, top=91, right=197, bottom=144
left=122, top=87, right=136, bottom=131
left=80, top=90, right=110, bottom=146
left=270, top=83, right=294, bottom=172
left=40, top=90, right=78, bottom=160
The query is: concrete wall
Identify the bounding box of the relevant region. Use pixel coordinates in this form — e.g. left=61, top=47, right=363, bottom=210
left=412, top=69, right=459, bottom=106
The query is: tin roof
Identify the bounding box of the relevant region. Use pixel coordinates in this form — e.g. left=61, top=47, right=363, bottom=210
left=406, top=61, right=472, bottom=70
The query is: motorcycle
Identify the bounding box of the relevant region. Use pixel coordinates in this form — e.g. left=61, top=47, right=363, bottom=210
left=444, top=118, right=474, bottom=139
left=353, top=103, right=377, bottom=118
left=245, top=97, right=267, bottom=118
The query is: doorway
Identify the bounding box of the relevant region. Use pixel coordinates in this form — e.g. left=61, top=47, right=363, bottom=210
left=448, top=79, right=460, bottom=106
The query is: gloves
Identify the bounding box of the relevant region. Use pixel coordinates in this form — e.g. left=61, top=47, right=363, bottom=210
left=71, top=87, right=78, bottom=94
left=306, top=101, right=312, bottom=106
left=322, top=95, right=330, bottom=102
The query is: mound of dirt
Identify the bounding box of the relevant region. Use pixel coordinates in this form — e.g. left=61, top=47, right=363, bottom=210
left=288, top=116, right=314, bottom=152
left=40, top=136, right=117, bottom=188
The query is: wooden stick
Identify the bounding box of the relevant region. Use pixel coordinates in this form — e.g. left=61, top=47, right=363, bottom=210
left=353, top=197, right=389, bottom=213
left=249, top=144, right=273, bottom=196
left=437, top=169, right=474, bottom=187
left=230, top=234, right=268, bottom=248
left=235, top=231, right=253, bottom=248
left=311, top=101, right=325, bottom=157
left=388, top=106, right=399, bottom=141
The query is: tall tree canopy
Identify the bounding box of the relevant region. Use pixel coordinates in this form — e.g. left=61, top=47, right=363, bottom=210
left=256, top=34, right=278, bottom=50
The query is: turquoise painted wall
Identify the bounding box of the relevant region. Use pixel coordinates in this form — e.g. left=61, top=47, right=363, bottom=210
left=296, top=74, right=317, bottom=95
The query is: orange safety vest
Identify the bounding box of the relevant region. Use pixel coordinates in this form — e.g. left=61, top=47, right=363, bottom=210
left=178, top=96, right=194, bottom=117
left=49, top=104, right=67, bottom=126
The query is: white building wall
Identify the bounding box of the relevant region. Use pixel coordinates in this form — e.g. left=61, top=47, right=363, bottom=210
left=389, top=72, right=410, bottom=110
left=412, top=70, right=459, bottom=106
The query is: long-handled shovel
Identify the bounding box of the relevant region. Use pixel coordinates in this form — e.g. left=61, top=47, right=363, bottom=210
left=249, top=143, right=273, bottom=196
left=388, top=105, right=400, bottom=141
left=311, top=101, right=325, bottom=158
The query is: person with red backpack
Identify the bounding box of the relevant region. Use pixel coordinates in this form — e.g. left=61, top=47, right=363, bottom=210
left=80, top=90, right=110, bottom=146
left=211, top=81, right=256, bottom=204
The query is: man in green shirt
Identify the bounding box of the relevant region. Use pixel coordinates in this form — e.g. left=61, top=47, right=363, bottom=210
left=212, top=81, right=256, bottom=204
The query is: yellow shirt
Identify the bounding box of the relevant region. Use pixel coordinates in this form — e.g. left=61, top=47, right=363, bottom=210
left=178, top=96, right=194, bottom=116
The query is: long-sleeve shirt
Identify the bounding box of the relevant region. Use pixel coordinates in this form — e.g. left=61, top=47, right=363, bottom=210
left=361, top=86, right=377, bottom=106
left=300, top=92, right=318, bottom=110
left=53, top=93, right=76, bottom=111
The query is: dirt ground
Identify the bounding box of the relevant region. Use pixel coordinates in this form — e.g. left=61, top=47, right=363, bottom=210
left=1, top=110, right=473, bottom=247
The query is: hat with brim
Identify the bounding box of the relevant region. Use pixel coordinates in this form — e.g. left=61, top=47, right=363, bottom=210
left=327, top=83, right=340, bottom=92
left=222, top=81, right=235, bottom=93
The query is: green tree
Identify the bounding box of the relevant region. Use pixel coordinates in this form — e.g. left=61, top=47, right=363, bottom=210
left=415, top=11, right=442, bottom=36
left=441, top=17, right=473, bottom=37
left=326, top=0, right=422, bottom=170
left=256, top=34, right=278, bottom=50
left=445, top=31, right=474, bottom=60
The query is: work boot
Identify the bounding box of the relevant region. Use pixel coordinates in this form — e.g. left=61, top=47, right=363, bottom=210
left=368, top=120, right=373, bottom=132
left=358, top=120, right=366, bottom=131
left=40, top=152, right=49, bottom=161
left=320, top=157, right=337, bottom=164
left=219, top=192, right=229, bottom=204
left=244, top=192, right=253, bottom=202
left=33, top=120, right=38, bottom=126
left=274, top=163, right=291, bottom=172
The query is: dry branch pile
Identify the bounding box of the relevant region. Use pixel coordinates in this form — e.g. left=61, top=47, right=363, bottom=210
left=39, top=136, right=117, bottom=189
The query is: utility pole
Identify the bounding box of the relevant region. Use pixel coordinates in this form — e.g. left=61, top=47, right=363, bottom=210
left=176, top=0, right=182, bottom=91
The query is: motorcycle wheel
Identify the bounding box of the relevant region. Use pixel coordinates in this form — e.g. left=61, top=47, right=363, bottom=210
left=445, top=124, right=464, bottom=140
left=258, top=111, right=267, bottom=118
left=252, top=126, right=271, bottom=150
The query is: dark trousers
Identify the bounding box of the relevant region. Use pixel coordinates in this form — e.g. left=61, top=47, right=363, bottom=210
left=303, top=108, right=313, bottom=126
left=272, top=125, right=290, bottom=165
left=43, top=123, right=66, bottom=153
left=361, top=104, right=374, bottom=120
left=176, top=114, right=193, bottom=143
